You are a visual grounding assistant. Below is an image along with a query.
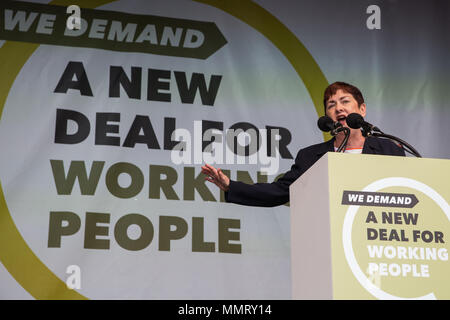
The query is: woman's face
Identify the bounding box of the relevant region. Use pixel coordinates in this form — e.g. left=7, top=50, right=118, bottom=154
left=325, top=89, right=366, bottom=127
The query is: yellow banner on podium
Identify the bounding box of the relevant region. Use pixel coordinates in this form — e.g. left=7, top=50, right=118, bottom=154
left=290, top=153, right=450, bottom=300
left=328, top=153, right=450, bottom=299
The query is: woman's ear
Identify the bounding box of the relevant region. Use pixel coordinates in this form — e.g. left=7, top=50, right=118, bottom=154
left=359, top=103, right=367, bottom=117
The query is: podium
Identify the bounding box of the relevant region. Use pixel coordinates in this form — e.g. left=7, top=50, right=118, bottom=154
left=289, top=152, right=450, bottom=300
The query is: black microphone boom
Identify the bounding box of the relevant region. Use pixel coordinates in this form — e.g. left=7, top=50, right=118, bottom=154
left=345, top=113, right=422, bottom=157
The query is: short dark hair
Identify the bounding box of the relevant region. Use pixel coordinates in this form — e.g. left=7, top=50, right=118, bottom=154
left=323, top=82, right=365, bottom=112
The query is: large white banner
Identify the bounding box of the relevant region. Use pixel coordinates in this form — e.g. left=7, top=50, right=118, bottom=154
left=0, top=0, right=448, bottom=299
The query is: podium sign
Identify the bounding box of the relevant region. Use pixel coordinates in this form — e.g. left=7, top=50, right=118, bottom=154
left=290, top=152, right=450, bottom=299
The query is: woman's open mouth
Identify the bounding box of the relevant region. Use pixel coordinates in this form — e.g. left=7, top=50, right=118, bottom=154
left=337, top=115, right=347, bottom=125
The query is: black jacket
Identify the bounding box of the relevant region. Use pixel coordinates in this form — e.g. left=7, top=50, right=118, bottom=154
left=225, top=136, right=406, bottom=207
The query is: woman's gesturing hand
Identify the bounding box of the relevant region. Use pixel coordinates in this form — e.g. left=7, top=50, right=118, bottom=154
left=201, top=163, right=230, bottom=192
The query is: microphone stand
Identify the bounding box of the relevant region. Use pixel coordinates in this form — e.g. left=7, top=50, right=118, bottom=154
left=363, top=126, right=422, bottom=158
left=333, top=127, right=351, bottom=153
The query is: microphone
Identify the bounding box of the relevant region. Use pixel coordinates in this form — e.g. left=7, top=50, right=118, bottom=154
left=346, top=113, right=381, bottom=136
left=317, top=116, right=344, bottom=136
left=317, top=116, right=350, bottom=152
left=317, top=115, right=335, bottom=132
